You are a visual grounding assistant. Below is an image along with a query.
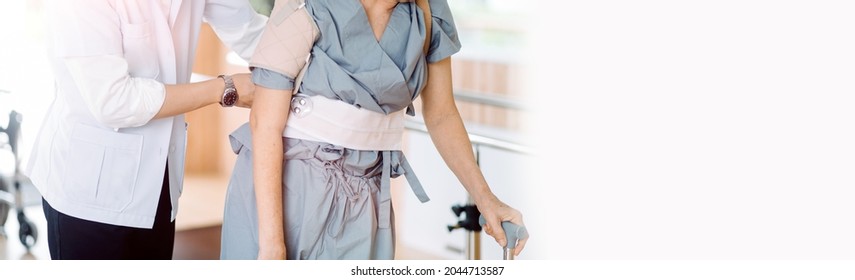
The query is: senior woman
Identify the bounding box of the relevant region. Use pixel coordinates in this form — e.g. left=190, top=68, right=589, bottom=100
left=221, top=0, right=527, bottom=260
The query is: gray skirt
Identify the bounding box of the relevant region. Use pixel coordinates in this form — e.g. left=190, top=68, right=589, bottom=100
left=219, top=123, right=428, bottom=260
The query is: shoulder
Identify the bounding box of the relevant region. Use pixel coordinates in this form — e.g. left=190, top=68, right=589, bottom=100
left=427, top=0, right=454, bottom=21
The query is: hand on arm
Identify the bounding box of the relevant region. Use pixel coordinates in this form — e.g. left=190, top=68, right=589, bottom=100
left=154, top=73, right=256, bottom=120
left=64, top=55, right=256, bottom=128
left=249, top=85, right=293, bottom=260
left=419, top=57, right=528, bottom=256
left=51, top=0, right=257, bottom=129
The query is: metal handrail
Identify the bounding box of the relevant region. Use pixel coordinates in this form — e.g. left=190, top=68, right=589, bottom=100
left=453, top=90, right=528, bottom=111
left=404, top=119, right=533, bottom=155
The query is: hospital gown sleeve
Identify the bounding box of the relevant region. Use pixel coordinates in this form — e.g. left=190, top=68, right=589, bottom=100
left=426, top=0, right=463, bottom=63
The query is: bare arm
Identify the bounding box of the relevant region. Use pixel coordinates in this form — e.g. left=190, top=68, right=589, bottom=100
left=249, top=86, right=293, bottom=260
left=420, top=57, right=527, bottom=255
left=153, top=74, right=256, bottom=120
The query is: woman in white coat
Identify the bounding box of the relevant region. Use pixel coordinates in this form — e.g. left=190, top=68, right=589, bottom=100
left=25, top=0, right=265, bottom=259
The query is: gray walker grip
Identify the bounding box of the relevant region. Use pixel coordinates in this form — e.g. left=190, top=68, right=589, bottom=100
left=479, top=216, right=528, bottom=259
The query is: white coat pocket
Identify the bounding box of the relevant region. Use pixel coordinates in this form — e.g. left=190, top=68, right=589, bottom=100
left=120, top=20, right=161, bottom=79
left=65, top=123, right=144, bottom=212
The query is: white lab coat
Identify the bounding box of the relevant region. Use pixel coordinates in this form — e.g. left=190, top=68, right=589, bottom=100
left=25, top=0, right=265, bottom=229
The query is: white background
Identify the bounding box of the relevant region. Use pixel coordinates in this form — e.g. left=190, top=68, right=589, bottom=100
left=526, top=0, right=855, bottom=259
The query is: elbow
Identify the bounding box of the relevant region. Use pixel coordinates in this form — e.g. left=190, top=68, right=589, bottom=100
left=91, top=113, right=126, bottom=128
left=249, top=110, right=282, bottom=136
left=90, top=108, right=149, bottom=129
left=88, top=104, right=126, bottom=128
left=422, top=106, right=456, bottom=129
left=249, top=112, right=290, bottom=144
left=90, top=79, right=163, bottom=129
left=249, top=109, right=262, bottom=131
left=86, top=93, right=154, bottom=128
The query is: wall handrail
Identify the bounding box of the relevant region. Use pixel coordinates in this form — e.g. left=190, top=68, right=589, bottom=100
left=453, top=90, right=528, bottom=111
left=404, top=119, right=534, bottom=155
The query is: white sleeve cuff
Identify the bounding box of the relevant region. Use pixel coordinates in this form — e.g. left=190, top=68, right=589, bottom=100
left=64, top=55, right=166, bottom=128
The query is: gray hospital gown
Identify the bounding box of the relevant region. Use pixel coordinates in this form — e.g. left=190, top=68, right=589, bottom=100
left=220, top=0, right=461, bottom=260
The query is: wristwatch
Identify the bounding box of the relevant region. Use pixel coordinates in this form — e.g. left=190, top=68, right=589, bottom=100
left=218, top=74, right=238, bottom=107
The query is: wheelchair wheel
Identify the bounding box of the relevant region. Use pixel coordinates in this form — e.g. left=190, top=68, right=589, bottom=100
left=0, top=179, right=9, bottom=235
left=17, top=210, right=37, bottom=249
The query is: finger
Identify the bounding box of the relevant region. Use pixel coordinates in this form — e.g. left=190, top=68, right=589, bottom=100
left=488, top=218, right=507, bottom=248
left=509, top=211, right=524, bottom=227
left=514, top=236, right=528, bottom=256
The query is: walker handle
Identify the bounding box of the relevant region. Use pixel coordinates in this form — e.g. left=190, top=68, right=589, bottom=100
left=478, top=216, right=528, bottom=249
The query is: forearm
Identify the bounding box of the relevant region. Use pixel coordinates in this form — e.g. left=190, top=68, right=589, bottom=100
left=424, top=105, right=497, bottom=204
left=153, top=79, right=223, bottom=119
left=421, top=58, right=497, bottom=204
left=249, top=86, right=292, bottom=251
left=251, top=130, right=285, bottom=247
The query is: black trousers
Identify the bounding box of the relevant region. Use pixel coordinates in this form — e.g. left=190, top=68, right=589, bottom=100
left=42, top=166, right=175, bottom=260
